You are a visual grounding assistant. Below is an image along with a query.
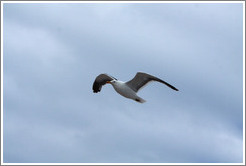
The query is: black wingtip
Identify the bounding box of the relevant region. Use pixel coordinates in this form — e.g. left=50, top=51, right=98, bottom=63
left=167, top=84, right=179, bottom=91
left=93, top=89, right=100, bottom=93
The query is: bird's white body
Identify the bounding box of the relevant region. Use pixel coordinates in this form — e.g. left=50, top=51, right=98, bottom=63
left=110, top=80, right=146, bottom=103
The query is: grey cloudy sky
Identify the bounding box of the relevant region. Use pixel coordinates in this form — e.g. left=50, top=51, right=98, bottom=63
left=3, top=2, right=244, bottom=163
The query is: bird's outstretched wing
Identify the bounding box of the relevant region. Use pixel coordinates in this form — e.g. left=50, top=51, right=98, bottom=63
left=92, top=74, right=116, bottom=93
left=126, top=72, right=179, bottom=92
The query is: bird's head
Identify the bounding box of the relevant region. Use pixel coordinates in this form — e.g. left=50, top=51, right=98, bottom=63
left=106, top=80, right=116, bottom=84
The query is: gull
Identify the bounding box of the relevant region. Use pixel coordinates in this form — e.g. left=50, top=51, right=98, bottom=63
left=92, top=72, right=179, bottom=103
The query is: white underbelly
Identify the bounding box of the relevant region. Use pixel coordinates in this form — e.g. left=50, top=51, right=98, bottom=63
left=113, top=83, right=137, bottom=99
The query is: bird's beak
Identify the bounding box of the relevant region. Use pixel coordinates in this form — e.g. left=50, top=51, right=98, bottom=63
left=106, top=81, right=111, bottom=84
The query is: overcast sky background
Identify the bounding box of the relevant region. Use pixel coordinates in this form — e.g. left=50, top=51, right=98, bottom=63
left=3, top=2, right=244, bottom=163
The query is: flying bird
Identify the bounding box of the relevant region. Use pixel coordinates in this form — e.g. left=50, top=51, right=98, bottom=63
left=92, top=72, right=178, bottom=103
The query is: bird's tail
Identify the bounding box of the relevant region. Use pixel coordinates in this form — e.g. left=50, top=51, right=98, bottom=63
left=135, top=97, right=146, bottom=103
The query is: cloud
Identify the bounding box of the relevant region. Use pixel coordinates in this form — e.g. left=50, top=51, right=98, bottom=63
left=3, top=2, right=244, bottom=163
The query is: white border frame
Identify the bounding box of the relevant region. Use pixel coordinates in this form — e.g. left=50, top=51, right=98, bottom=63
left=0, top=1, right=245, bottom=3
left=1, top=1, right=245, bottom=165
